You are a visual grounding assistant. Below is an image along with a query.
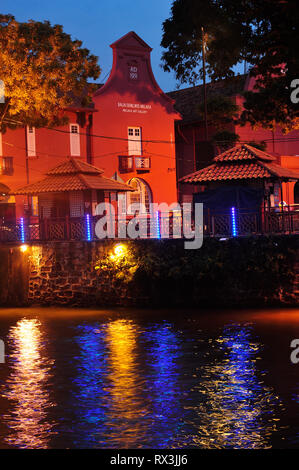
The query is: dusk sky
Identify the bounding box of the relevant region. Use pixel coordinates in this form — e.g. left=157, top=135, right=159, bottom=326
left=1, top=0, right=182, bottom=92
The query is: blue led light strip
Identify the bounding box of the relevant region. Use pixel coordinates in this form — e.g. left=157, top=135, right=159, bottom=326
left=85, top=214, right=92, bottom=241
left=156, top=211, right=161, bottom=239
left=20, top=217, right=25, bottom=243
left=231, top=207, right=238, bottom=237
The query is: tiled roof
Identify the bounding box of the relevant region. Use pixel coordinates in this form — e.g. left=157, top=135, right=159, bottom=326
left=214, top=143, right=276, bottom=162
left=166, top=74, right=247, bottom=122
left=181, top=162, right=273, bottom=183
left=47, top=159, right=104, bottom=175
left=180, top=144, right=299, bottom=183
left=12, top=158, right=134, bottom=195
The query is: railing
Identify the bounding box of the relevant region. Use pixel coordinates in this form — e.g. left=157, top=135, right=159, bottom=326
left=204, top=207, right=299, bottom=237
left=118, top=155, right=151, bottom=173
left=0, top=208, right=298, bottom=243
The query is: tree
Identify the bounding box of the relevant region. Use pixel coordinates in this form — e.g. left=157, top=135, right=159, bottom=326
left=161, top=0, right=299, bottom=132
left=197, top=95, right=240, bottom=129
left=0, top=15, right=100, bottom=131
left=197, top=95, right=240, bottom=149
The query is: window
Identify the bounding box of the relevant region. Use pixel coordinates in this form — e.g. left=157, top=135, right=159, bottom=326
left=0, top=132, right=2, bottom=156
left=128, top=127, right=142, bottom=156
left=1, top=157, right=14, bottom=176
left=26, top=126, right=36, bottom=157
left=70, top=124, right=80, bottom=156
left=119, top=155, right=134, bottom=173
left=127, top=177, right=152, bottom=214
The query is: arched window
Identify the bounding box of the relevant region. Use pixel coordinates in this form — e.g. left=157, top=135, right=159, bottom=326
left=126, top=178, right=152, bottom=214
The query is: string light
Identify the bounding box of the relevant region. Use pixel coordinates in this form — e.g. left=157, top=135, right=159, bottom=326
left=155, top=211, right=161, bottom=239
left=20, top=217, right=25, bottom=243
left=85, top=214, right=92, bottom=241
left=231, top=207, right=238, bottom=237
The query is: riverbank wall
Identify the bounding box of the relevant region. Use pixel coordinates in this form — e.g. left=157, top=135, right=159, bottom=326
left=0, top=236, right=298, bottom=308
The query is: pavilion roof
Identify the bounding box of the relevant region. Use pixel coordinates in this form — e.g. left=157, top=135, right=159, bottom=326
left=11, top=158, right=134, bottom=195
left=180, top=144, right=299, bottom=184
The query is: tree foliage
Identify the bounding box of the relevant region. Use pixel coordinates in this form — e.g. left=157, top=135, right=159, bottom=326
left=0, top=15, right=100, bottom=131
left=197, top=95, right=240, bottom=129
left=161, top=0, right=299, bottom=131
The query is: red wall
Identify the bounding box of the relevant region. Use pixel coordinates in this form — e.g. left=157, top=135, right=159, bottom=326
left=92, top=32, right=180, bottom=206
left=0, top=31, right=180, bottom=218
left=0, top=112, right=92, bottom=217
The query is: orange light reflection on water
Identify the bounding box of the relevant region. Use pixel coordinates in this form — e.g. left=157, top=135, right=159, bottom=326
left=104, top=319, right=148, bottom=448
left=2, top=318, right=56, bottom=449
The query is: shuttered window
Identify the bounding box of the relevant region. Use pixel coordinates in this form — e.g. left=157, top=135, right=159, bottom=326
left=26, top=126, right=36, bottom=157
left=70, top=124, right=80, bottom=156
left=128, top=127, right=142, bottom=156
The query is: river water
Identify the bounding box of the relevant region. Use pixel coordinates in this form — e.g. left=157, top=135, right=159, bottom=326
left=0, top=307, right=298, bottom=449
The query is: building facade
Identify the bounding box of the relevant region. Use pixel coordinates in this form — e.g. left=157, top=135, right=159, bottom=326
left=92, top=32, right=180, bottom=213
left=167, top=74, right=299, bottom=206
left=1, top=31, right=298, bottom=222
left=0, top=31, right=180, bottom=222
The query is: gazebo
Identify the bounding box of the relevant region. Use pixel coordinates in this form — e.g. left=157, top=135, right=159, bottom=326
left=180, top=144, right=299, bottom=235
left=12, top=158, right=134, bottom=241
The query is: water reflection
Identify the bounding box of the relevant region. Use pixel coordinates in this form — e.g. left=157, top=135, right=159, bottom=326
left=71, top=323, right=109, bottom=447
left=144, top=324, right=184, bottom=448
left=0, top=312, right=294, bottom=449
left=104, top=319, right=149, bottom=448
left=191, top=324, right=282, bottom=448
left=1, top=318, right=55, bottom=449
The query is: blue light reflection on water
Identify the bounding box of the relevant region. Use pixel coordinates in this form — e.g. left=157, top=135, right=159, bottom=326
left=190, top=323, right=283, bottom=448
left=70, top=323, right=109, bottom=448
left=141, top=323, right=188, bottom=448
left=0, top=312, right=295, bottom=449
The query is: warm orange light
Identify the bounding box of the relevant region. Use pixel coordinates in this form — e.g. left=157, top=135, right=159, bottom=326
left=20, top=244, right=29, bottom=253
left=110, top=243, right=127, bottom=260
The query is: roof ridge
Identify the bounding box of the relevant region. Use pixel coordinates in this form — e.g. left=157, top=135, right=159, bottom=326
left=47, top=158, right=104, bottom=175
left=242, top=143, right=276, bottom=161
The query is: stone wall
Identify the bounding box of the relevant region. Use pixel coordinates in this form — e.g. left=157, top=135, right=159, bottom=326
left=0, top=246, right=29, bottom=306
left=0, top=237, right=298, bottom=308
left=28, top=241, right=129, bottom=306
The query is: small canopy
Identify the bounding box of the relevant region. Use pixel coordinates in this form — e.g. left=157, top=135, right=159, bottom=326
left=180, top=144, right=299, bottom=184
left=11, top=158, right=134, bottom=196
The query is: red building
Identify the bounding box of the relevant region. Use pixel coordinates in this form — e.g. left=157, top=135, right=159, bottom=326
left=167, top=74, right=299, bottom=206
left=0, top=31, right=180, bottom=222
left=1, top=32, right=298, bottom=222
left=92, top=32, right=180, bottom=213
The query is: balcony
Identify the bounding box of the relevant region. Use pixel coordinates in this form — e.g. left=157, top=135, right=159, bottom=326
left=1, top=157, right=14, bottom=176
left=118, top=155, right=151, bottom=174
